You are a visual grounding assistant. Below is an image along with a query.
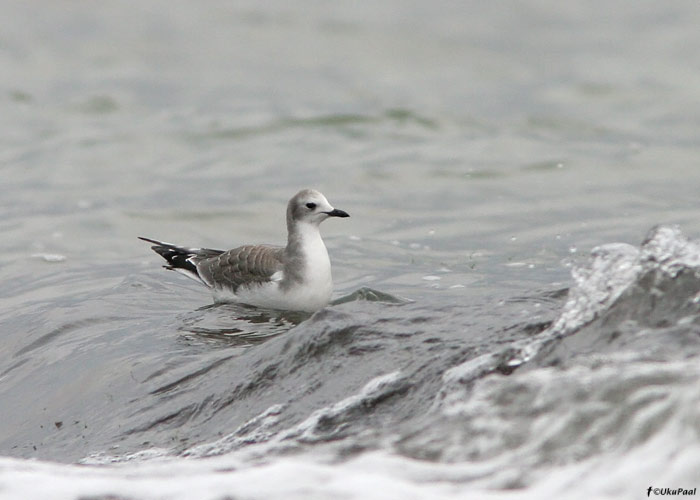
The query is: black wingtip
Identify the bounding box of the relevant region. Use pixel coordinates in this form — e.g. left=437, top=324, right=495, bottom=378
left=138, top=236, right=162, bottom=245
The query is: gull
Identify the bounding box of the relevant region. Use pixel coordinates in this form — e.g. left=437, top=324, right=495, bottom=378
left=139, top=189, right=349, bottom=312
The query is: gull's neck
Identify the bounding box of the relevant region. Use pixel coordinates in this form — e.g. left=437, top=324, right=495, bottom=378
left=284, top=221, right=330, bottom=286
left=286, top=220, right=325, bottom=257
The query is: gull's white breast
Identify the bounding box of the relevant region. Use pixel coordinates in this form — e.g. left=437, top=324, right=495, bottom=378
left=289, top=230, right=333, bottom=311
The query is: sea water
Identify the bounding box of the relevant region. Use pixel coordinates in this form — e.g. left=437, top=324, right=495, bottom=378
left=1, top=1, right=700, bottom=499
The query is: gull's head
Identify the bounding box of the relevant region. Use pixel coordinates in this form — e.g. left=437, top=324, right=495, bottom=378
left=287, top=189, right=349, bottom=229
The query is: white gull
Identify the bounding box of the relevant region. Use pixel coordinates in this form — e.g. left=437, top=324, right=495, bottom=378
left=140, top=189, right=349, bottom=312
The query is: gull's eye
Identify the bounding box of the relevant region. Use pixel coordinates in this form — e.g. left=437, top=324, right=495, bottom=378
left=306, top=202, right=317, bottom=210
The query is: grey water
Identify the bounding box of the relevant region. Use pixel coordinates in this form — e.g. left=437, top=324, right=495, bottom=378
left=1, top=1, right=700, bottom=499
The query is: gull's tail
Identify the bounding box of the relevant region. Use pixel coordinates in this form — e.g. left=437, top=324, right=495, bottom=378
left=138, top=236, right=223, bottom=286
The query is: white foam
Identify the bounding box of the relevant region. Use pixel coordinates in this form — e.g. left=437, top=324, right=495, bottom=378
left=31, top=253, right=67, bottom=263
left=3, top=428, right=699, bottom=500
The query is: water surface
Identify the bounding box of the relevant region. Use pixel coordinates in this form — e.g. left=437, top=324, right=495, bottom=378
left=1, top=1, right=700, bottom=499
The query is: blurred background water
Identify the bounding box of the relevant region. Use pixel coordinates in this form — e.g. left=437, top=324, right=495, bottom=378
left=1, top=1, right=700, bottom=499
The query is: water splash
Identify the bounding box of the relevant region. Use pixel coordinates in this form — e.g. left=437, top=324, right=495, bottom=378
left=551, top=225, right=700, bottom=336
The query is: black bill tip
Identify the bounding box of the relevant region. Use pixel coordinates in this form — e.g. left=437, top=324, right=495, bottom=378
left=325, top=208, right=350, bottom=218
